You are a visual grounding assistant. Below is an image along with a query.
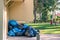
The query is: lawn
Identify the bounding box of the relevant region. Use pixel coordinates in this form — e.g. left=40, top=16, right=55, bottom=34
left=27, top=23, right=60, bottom=34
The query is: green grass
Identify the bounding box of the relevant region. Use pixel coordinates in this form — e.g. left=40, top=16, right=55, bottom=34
left=27, top=23, right=60, bottom=34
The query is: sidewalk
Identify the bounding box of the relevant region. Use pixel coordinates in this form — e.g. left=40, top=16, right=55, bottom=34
left=7, top=34, right=60, bottom=40
left=40, top=34, right=60, bottom=40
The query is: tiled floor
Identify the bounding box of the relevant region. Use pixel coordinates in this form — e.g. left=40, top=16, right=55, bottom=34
left=7, top=34, right=60, bottom=40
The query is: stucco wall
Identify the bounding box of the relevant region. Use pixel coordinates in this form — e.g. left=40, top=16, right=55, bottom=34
left=8, top=0, right=34, bottom=23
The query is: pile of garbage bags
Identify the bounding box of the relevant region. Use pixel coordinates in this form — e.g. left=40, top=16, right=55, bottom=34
left=8, top=20, right=37, bottom=37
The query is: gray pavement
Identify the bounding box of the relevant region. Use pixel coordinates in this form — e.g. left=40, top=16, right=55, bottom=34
left=40, top=34, right=60, bottom=40
left=7, top=34, right=60, bottom=40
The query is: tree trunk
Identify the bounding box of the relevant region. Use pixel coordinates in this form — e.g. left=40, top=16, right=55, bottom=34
left=52, top=10, right=56, bottom=25
left=39, top=12, right=42, bottom=22
left=33, top=0, right=37, bottom=23
left=33, top=7, right=36, bottom=23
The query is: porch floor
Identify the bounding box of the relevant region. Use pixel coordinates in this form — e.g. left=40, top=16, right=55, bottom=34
left=7, top=34, right=60, bottom=40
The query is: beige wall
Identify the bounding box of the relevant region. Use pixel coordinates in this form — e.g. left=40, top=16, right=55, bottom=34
left=8, top=0, right=34, bottom=23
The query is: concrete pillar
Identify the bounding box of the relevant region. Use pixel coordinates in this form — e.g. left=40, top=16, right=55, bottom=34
left=0, top=0, right=3, bottom=40
left=36, top=30, right=40, bottom=40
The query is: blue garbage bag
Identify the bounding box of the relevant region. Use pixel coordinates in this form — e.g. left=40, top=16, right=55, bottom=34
left=12, top=27, right=21, bottom=33
left=25, top=29, right=35, bottom=37
left=22, top=24, right=29, bottom=29
left=32, top=29, right=37, bottom=36
left=28, top=30, right=34, bottom=37
left=12, top=27, right=26, bottom=36
left=25, top=26, right=37, bottom=37
left=8, top=21, right=37, bottom=37
left=8, top=27, right=22, bottom=36
left=8, top=20, right=19, bottom=27
left=16, top=29, right=26, bottom=36
left=8, top=20, right=19, bottom=31
left=8, top=30, right=15, bottom=36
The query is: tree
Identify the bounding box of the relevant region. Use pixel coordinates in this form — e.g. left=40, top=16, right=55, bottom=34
left=33, top=0, right=38, bottom=23
left=47, top=0, right=60, bottom=25
left=37, top=0, right=60, bottom=23
left=37, top=0, right=50, bottom=22
left=37, top=0, right=45, bottom=22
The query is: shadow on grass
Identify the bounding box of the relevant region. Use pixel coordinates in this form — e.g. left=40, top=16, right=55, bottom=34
left=33, top=24, right=60, bottom=30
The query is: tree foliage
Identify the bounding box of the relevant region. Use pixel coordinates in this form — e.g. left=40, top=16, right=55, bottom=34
left=37, top=0, right=60, bottom=22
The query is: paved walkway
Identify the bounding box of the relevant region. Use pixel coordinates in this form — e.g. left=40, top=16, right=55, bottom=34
left=40, top=34, right=60, bottom=40
left=7, top=34, right=60, bottom=40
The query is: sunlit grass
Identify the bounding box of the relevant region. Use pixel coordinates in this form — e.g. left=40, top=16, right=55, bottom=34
left=40, top=29, right=60, bottom=34
left=27, top=23, right=60, bottom=34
